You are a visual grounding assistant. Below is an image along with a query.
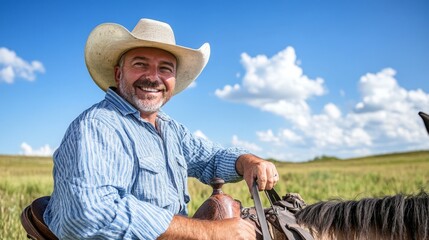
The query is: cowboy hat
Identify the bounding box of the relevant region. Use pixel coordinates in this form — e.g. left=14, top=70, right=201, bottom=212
left=84, top=18, right=210, bottom=94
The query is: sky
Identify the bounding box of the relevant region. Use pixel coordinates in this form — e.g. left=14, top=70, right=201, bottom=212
left=1, top=0, right=428, bottom=161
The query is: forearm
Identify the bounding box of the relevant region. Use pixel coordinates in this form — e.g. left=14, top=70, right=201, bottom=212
left=158, top=215, right=211, bottom=240
left=186, top=139, right=249, bottom=183
left=158, top=216, right=256, bottom=240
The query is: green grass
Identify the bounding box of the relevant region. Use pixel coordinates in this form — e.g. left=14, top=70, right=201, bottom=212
left=0, top=155, right=53, bottom=240
left=1, top=151, right=428, bottom=239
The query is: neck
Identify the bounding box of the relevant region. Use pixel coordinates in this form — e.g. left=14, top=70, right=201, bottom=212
left=140, top=111, right=158, bottom=127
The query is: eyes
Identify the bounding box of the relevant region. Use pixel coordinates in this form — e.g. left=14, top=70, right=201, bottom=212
left=132, top=61, right=175, bottom=74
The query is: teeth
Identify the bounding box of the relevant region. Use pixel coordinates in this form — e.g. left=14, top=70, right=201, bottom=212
left=139, top=87, right=159, bottom=92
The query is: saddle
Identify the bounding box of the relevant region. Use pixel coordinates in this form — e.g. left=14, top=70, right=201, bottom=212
left=193, top=178, right=314, bottom=240
left=21, top=196, right=58, bottom=240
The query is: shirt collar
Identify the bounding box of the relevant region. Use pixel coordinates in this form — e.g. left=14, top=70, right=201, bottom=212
left=105, top=87, right=172, bottom=122
left=105, top=87, right=139, bottom=117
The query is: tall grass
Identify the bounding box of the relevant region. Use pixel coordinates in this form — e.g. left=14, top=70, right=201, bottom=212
left=1, top=151, right=428, bottom=239
left=0, top=155, right=53, bottom=240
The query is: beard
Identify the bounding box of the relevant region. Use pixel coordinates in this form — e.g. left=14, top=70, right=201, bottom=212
left=117, top=78, right=166, bottom=114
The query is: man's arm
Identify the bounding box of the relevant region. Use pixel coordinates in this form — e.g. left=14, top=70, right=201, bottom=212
left=45, top=119, right=174, bottom=239
left=235, top=154, right=279, bottom=192
left=158, top=215, right=256, bottom=240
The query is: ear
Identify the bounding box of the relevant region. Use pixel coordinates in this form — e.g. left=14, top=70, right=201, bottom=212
left=419, top=112, right=429, bottom=135
left=114, top=66, right=122, bottom=85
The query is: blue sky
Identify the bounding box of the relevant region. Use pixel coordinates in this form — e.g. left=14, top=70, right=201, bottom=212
left=1, top=0, right=428, bottom=161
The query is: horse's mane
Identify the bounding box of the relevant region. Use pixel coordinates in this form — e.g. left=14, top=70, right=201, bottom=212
left=295, top=191, right=429, bottom=240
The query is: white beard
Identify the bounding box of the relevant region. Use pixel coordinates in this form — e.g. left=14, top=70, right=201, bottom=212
left=117, top=79, right=165, bottom=114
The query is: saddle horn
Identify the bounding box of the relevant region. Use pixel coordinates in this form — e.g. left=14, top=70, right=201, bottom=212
left=419, top=112, right=429, bottom=135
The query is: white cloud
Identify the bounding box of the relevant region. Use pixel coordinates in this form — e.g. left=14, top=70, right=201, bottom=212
left=193, top=130, right=209, bottom=140
left=216, top=47, right=429, bottom=161
left=215, top=47, right=325, bottom=105
left=324, top=103, right=342, bottom=119
left=256, top=129, right=303, bottom=145
left=231, top=135, right=262, bottom=152
left=20, top=142, right=54, bottom=157
left=257, top=129, right=282, bottom=144
left=0, top=47, right=45, bottom=83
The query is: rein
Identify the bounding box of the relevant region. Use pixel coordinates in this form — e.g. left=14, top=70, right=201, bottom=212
left=245, top=181, right=314, bottom=240
left=251, top=181, right=272, bottom=240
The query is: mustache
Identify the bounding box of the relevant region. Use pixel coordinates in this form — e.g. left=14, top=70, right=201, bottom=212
left=133, top=78, right=165, bottom=90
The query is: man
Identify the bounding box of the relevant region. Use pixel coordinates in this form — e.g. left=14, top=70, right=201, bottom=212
left=44, top=18, right=279, bottom=239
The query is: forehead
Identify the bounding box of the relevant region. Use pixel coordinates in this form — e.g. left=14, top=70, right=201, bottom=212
left=123, top=47, right=177, bottom=64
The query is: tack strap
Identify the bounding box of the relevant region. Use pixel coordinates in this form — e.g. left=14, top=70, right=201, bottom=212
left=251, top=181, right=272, bottom=240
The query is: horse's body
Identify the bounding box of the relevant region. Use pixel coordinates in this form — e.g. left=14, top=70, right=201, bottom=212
left=296, top=191, right=429, bottom=240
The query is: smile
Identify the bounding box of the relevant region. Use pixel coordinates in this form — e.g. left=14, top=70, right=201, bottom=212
left=137, top=87, right=164, bottom=93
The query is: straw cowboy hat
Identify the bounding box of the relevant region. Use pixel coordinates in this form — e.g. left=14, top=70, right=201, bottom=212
left=84, top=18, right=211, bottom=95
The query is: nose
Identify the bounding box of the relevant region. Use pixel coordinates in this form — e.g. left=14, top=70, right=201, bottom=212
left=144, top=66, right=161, bottom=82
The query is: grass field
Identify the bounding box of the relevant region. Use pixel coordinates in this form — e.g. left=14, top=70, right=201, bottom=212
left=1, top=150, right=428, bottom=239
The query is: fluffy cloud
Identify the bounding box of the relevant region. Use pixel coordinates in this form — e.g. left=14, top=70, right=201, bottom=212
left=0, top=47, right=45, bottom=83
left=215, top=47, right=325, bottom=106
left=20, top=142, right=54, bottom=156
left=348, top=68, right=429, bottom=145
left=256, top=129, right=303, bottom=146
left=231, top=135, right=262, bottom=152
left=216, top=47, right=429, bottom=161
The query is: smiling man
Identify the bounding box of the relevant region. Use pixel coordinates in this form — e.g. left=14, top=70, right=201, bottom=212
left=115, top=48, right=177, bottom=124
left=44, top=18, right=279, bottom=239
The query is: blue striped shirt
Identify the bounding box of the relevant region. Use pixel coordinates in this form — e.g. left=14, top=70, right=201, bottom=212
left=44, top=88, right=248, bottom=239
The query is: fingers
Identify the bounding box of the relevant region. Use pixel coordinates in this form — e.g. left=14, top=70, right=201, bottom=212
left=237, top=154, right=279, bottom=192
left=245, top=162, right=279, bottom=192
left=255, top=163, right=279, bottom=190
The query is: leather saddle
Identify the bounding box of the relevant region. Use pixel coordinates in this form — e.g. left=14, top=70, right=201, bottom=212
left=21, top=196, right=58, bottom=240
left=193, top=178, right=313, bottom=240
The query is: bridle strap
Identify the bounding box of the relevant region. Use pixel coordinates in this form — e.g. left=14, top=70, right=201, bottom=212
left=251, top=181, right=272, bottom=240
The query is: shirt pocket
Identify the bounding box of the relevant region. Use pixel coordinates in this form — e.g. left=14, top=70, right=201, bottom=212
left=175, top=155, right=190, bottom=204
left=134, top=155, right=169, bottom=207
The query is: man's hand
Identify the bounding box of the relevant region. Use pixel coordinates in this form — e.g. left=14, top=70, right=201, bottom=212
left=158, top=216, right=256, bottom=240
left=235, top=154, right=279, bottom=192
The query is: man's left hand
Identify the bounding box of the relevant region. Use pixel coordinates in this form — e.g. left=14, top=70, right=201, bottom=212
left=235, top=154, right=279, bottom=192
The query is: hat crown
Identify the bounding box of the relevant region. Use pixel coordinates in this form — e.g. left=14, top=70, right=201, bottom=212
left=131, top=18, right=176, bottom=45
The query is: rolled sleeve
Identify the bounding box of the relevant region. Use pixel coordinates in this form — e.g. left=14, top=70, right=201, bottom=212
left=180, top=123, right=251, bottom=184
left=213, top=147, right=250, bottom=183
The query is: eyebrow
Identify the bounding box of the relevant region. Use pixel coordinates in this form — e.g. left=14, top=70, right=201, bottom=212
left=131, top=56, right=176, bottom=69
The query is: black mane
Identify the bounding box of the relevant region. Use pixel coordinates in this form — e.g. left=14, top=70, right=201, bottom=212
left=295, top=191, right=429, bottom=240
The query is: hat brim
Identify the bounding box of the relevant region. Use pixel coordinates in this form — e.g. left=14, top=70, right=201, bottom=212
left=85, top=23, right=210, bottom=95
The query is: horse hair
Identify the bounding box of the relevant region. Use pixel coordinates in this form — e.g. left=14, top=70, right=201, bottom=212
left=295, top=191, right=429, bottom=240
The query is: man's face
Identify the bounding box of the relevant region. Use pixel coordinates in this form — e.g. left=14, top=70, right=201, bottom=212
left=115, top=47, right=177, bottom=114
